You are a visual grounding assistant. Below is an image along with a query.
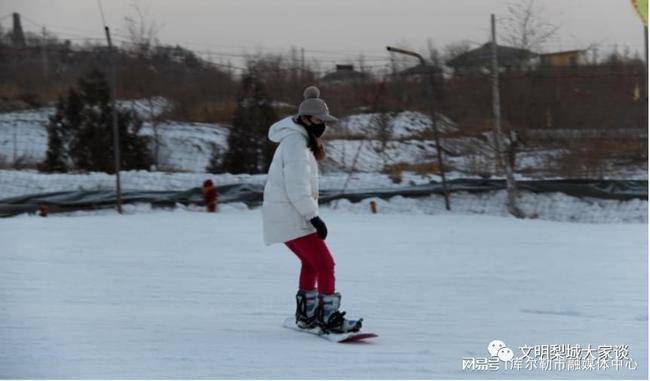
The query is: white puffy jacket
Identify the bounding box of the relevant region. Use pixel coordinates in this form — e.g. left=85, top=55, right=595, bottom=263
left=262, top=116, right=319, bottom=245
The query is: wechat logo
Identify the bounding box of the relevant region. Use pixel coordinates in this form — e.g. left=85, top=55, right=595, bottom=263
left=488, top=339, right=514, bottom=362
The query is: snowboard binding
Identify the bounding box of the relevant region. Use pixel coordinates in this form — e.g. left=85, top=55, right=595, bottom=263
left=316, top=292, right=363, bottom=334
left=319, top=310, right=362, bottom=334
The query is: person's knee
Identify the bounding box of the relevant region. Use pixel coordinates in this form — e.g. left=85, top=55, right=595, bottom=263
left=320, top=255, right=335, bottom=275
left=302, top=263, right=317, bottom=276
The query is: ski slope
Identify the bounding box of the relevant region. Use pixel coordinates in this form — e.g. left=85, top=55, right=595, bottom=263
left=0, top=209, right=647, bottom=379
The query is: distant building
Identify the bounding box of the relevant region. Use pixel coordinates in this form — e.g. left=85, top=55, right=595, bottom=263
left=397, top=64, right=443, bottom=79
left=539, top=50, right=588, bottom=68
left=321, top=64, right=370, bottom=83
left=447, top=42, right=537, bottom=73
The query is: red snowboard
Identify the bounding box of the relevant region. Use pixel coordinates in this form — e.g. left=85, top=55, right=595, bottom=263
left=282, top=317, right=378, bottom=343
left=338, top=332, right=378, bottom=343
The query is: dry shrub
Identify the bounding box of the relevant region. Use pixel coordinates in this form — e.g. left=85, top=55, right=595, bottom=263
left=384, top=161, right=443, bottom=182
left=0, top=154, right=39, bottom=170
left=384, top=163, right=405, bottom=183
left=187, top=100, right=237, bottom=124
left=464, top=152, right=494, bottom=177
left=0, top=83, right=23, bottom=100
left=0, top=153, right=10, bottom=169
left=553, top=136, right=646, bottom=178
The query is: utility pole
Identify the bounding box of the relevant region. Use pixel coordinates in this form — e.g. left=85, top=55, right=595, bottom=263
left=386, top=46, right=451, bottom=210
left=97, top=0, right=122, bottom=213
left=103, top=25, right=123, bottom=214
left=643, top=24, right=648, bottom=131
left=41, top=27, right=48, bottom=78
left=490, top=15, right=503, bottom=170
left=490, top=14, right=523, bottom=218
left=630, top=0, right=648, bottom=130
left=301, top=47, right=305, bottom=81
left=11, top=13, right=25, bottom=48
left=12, top=124, right=17, bottom=167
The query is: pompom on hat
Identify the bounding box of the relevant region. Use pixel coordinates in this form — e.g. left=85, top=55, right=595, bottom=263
left=297, top=85, right=338, bottom=123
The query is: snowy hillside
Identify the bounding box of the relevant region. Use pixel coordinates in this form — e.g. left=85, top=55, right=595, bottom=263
left=1, top=210, right=646, bottom=378
left=0, top=105, right=458, bottom=173
left=1, top=104, right=605, bottom=176
left=325, top=139, right=441, bottom=172
left=0, top=109, right=48, bottom=166
left=139, top=122, right=229, bottom=172
left=1, top=106, right=461, bottom=173
left=0, top=100, right=229, bottom=173
left=332, top=110, right=457, bottom=138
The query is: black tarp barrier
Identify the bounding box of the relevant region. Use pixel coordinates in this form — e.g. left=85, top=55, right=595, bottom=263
left=0, top=179, right=646, bottom=217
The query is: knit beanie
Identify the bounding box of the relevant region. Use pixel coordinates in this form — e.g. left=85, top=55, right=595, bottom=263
left=297, top=86, right=338, bottom=123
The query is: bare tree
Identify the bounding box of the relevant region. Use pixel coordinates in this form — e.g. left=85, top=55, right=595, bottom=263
left=500, top=0, right=560, bottom=54
left=123, top=0, right=165, bottom=168
left=123, top=0, right=164, bottom=56
left=144, top=97, right=164, bottom=171
left=442, top=41, right=473, bottom=63
left=355, top=54, right=364, bottom=75
left=426, top=39, right=443, bottom=68
left=371, top=82, right=393, bottom=169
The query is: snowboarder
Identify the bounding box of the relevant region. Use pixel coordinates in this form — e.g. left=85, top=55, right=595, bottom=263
left=262, top=85, right=362, bottom=334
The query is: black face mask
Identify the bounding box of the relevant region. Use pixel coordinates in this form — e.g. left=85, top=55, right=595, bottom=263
left=310, top=123, right=326, bottom=138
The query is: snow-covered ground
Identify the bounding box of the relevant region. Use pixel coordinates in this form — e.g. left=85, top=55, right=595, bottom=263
left=0, top=210, right=646, bottom=378
left=333, top=192, right=647, bottom=224
left=0, top=169, right=436, bottom=199
left=1, top=169, right=646, bottom=223
left=5, top=105, right=643, bottom=177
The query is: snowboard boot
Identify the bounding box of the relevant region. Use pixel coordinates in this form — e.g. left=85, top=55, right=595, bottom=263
left=316, top=292, right=362, bottom=334
left=295, top=289, right=318, bottom=329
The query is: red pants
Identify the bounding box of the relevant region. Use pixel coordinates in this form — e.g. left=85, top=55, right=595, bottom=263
left=284, top=232, right=336, bottom=294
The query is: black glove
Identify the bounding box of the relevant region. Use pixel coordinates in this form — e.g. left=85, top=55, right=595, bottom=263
left=310, top=216, right=328, bottom=240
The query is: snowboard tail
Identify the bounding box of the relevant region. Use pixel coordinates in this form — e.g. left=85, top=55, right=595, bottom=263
left=282, top=317, right=377, bottom=343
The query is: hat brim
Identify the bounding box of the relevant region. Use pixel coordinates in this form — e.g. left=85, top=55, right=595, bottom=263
left=314, top=113, right=339, bottom=123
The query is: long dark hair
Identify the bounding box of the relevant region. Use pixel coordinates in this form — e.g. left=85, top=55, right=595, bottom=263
left=294, top=116, right=326, bottom=161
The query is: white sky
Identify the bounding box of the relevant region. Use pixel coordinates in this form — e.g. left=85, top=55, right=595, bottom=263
left=0, top=0, right=646, bottom=70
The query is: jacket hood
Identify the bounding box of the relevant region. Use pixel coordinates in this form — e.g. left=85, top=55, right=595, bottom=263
left=268, top=116, right=308, bottom=143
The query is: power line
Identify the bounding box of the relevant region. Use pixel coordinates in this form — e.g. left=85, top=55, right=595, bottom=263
left=9, top=12, right=647, bottom=76
left=39, top=23, right=111, bottom=37
left=156, top=37, right=389, bottom=58
left=96, top=0, right=107, bottom=28
left=18, top=14, right=46, bottom=29
left=193, top=48, right=393, bottom=63
left=15, top=14, right=639, bottom=62
left=201, top=59, right=248, bottom=72
left=17, top=18, right=392, bottom=64
left=11, top=12, right=647, bottom=59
